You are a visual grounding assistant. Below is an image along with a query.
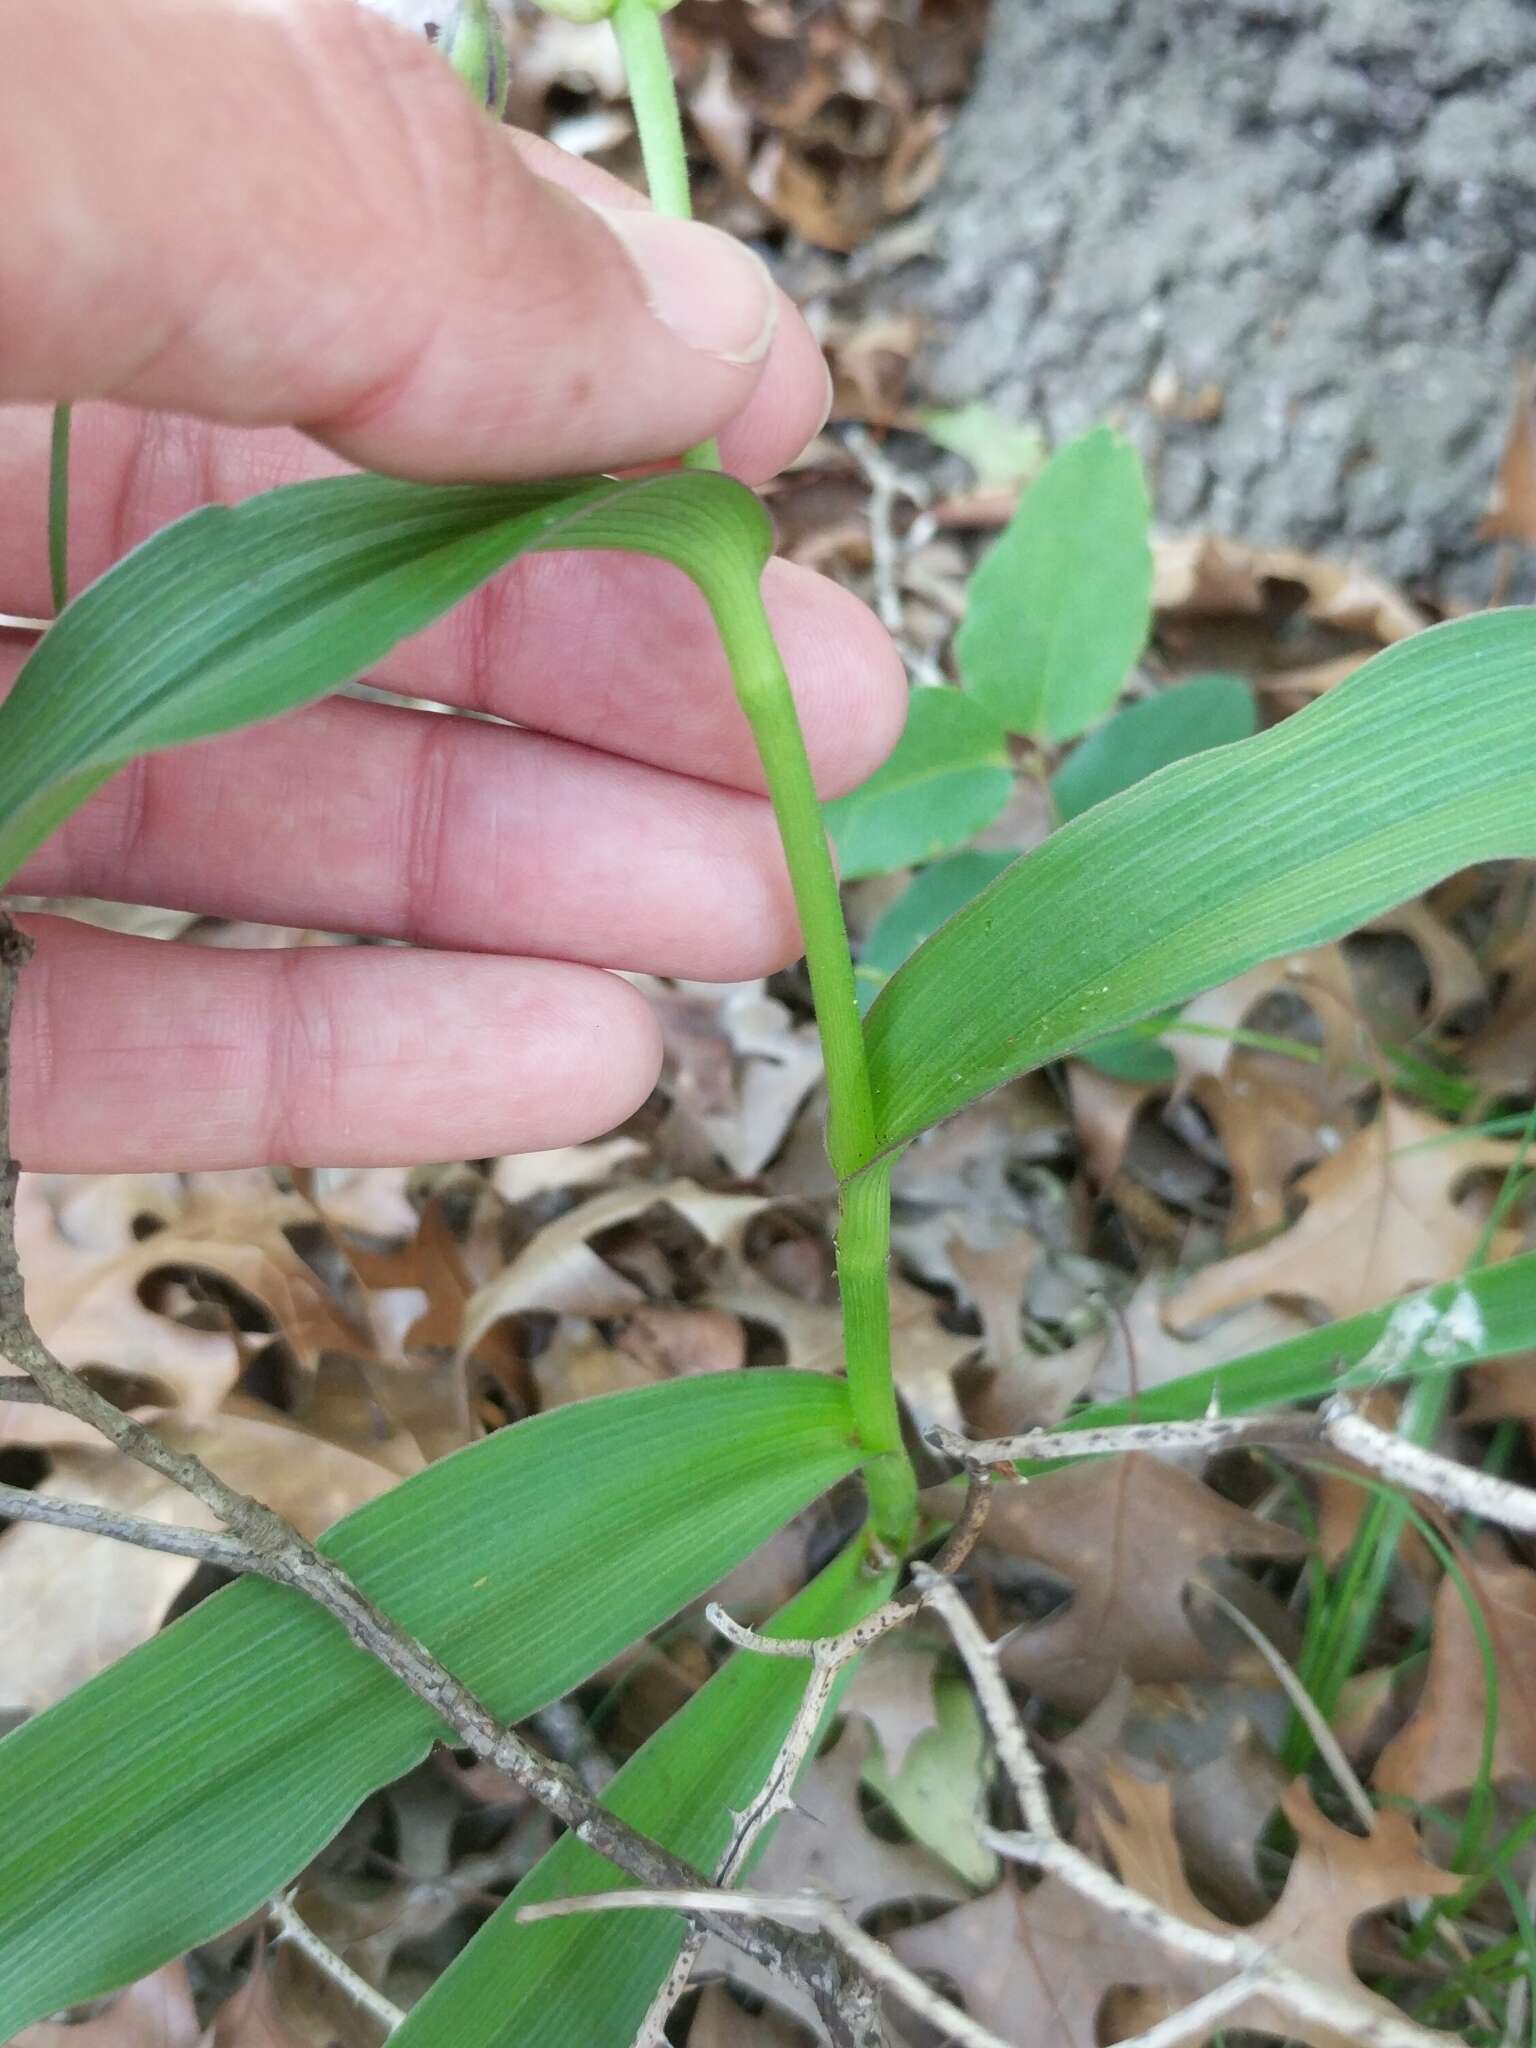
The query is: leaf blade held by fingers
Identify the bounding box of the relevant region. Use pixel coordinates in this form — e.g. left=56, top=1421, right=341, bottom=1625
left=864, top=611, right=1536, bottom=1161
left=0, top=1370, right=860, bottom=2036
left=0, top=468, right=774, bottom=885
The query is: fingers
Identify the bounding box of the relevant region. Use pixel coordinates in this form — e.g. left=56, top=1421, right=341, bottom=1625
left=0, top=0, right=827, bottom=477
left=9, top=915, right=663, bottom=1173
left=0, top=409, right=907, bottom=800
left=12, top=694, right=803, bottom=981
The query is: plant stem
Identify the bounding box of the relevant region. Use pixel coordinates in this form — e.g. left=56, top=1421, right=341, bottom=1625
left=48, top=405, right=72, bottom=613
left=610, top=0, right=720, bottom=472
left=608, top=3, right=915, bottom=1543
left=717, top=590, right=916, bottom=1547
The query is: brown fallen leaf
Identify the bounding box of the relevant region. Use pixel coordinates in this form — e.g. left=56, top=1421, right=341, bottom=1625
left=888, top=1875, right=1173, bottom=2048
left=1168, top=1100, right=1518, bottom=1327
left=1363, top=903, right=1485, bottom=1033
left=986, top=1456, right=1305, bottom=1714
left=0, top=1415, right=395, bottom=1709
left=1462, top=889, right=1536, bottom=1095
left=1374, top=1544, right=1536, bottom=1802
left=689, top=1984, right=814, bottom=2048
left=1152, top=536, right=1429, bottom=644
left=1100, top=1771, right=1458, bottom=2048
left=1168, top=947, right=1363, bottom=1095
left=1479, top=362, right=1536, bottom=544
left=1194, top=1056, right=1340, bottom=1246
left=10, top=1963, right=205, bottom=2047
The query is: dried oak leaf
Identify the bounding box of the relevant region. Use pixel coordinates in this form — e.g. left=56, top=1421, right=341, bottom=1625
left=888, top=1875, right=1172, bottom=2048
left=10, top=1963, right=204, bottom=2047
left=1100, top=1771, right=1458, bottom=2048
left=0, top=1415, right=394, bottom=1711
left=1168, top=1100, right=1518, bottom=1328
left=987, top=1456, right=1305, bottom=1714
left=1168, top=947, right=1363, bottom=1094
left=460, top=1179, right=769, bottom=1352
left=1375, top=1545, right=1536, bottom=1801
left=689, top=1984, right=813, bottom=2048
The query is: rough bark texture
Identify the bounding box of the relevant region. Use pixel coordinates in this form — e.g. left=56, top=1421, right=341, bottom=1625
left=897, top=0, right=1536, bottom=601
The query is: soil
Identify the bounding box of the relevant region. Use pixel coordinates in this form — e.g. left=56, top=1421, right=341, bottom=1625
left=892, top=0, right=1536, bottom=604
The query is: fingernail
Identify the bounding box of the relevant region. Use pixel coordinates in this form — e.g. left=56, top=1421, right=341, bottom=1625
left=817, top=354, right=836, bottom=435
left=592, top=206, right=779, bottom=368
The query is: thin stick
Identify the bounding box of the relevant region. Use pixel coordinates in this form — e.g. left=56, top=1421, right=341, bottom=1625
left=520, top=1888, right=1012, bottom=2048
left=0, top=1482, right=253, bottom=1571
left=268, top=1893, right=405, bottom=2034
left=1113, top=1975, right=1261, bottom=2048
left=930, top=1403, right=1536, bottom=1538
left=913, top=1570, right=1454, bottom=2048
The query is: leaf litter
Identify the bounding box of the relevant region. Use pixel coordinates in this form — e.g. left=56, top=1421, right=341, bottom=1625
left=12, top=10, right=1536, bottom=2043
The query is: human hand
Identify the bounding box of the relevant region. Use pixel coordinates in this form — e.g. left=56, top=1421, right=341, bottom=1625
left=0, top=0, right=903, bottom=1173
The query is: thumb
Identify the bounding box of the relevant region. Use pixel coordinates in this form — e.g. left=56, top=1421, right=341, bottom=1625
left=0, top=0, right=782, bottom=478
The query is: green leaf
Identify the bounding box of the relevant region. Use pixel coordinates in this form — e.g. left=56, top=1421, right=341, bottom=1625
left=824, top=688, right=1012, bottom=880
left=957, top=426, right=1153, bottom=743
left=391, top=1537, right=898, bottom=2048
left=1051, top=672, right=1256, bottom=822
left=1076, top=1025, right=1179, bottom=1084
left=856, top=850, right=1015, bottom=1012
left=1060, top=1252, right=1536, bottom=1440
left=0, top=469, right=773, bottom=885
left=0, top=1372, right=859, bottom=2037
left=921, top=403, right=1045, bottom=489
left=862, top=611, right=1536, bottom=1164
left=863, top=1672, right=997, bottom=1887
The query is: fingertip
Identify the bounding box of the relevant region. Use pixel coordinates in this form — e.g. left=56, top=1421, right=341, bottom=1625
left=762, top=560, right=910, bottom=798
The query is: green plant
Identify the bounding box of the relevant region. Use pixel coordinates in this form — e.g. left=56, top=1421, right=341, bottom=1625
left=4, top=6, right=1536, bottom=2040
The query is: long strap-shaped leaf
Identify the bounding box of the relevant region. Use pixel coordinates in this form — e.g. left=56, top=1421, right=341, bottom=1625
left=393, top=1535, right=897, bottom=2048
left=0, top=469, right=773, bottom=883
left=0, top=1371, right=860, bottom=2036
left=862, top=610, right=1536, bottom=1161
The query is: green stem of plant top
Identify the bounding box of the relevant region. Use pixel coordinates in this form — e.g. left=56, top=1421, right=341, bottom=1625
left=609, top=0, right=720, bottom=472
left=48, top=405, right=72, bottom=614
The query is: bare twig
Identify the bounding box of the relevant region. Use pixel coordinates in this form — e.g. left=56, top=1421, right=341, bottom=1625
left=520, top=1888, right=1013, bottom=2048
left=914, top=1568, right=1455, bottom=2048
left=1195, top=1582, right=1375, bottom=1833
left=0, top=1375, right=48, bottom=1401
left=1112, top=1975, right=1262, bottom=2048
left=926, top=1412, right=1318, bottom=1468
left=930, top=1402, right=1536, bottom=1538
left=0, top=1482, right=254, bottom=1570
left=0, top=915, right=879, bottom=2048
left=267, top=1893, right=406, bottom=2035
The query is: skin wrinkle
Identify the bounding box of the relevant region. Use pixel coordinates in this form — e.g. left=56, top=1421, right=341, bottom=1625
left=399, top=705, right=462, bottom=952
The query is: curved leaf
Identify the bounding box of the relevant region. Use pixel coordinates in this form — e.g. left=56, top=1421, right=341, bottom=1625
left=863, top=611, right=1536, bottom=1162
left=393, top=1535, right=897, bottom=2048
left=0, top=1371, right=858, bottom=2036
left=0, top=469, right=771, bottom=884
